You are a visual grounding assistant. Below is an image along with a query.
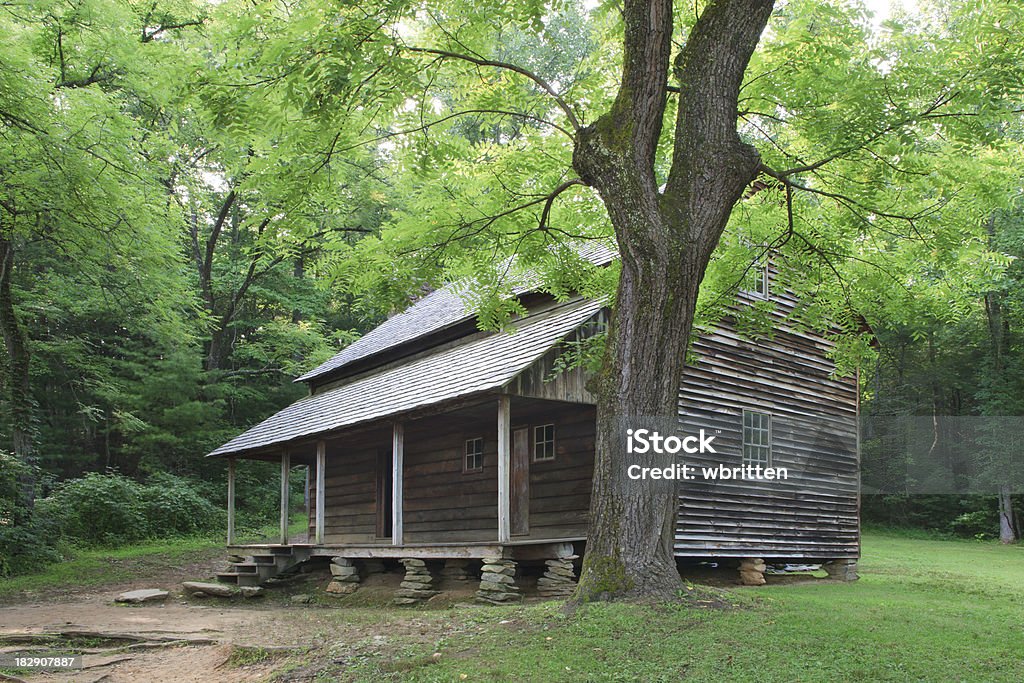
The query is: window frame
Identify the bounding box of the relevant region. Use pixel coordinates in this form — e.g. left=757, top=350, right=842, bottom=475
left=532, top=424, right=556, bottom=462
left=741, top=410, right=772, bottom=468
left=742, top=262, right=769, bottom=299
left=464, top=436, right=484, bottom=473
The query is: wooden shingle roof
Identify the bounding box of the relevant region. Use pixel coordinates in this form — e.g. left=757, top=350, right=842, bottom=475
left=208, top=298, right=603, bottom=457
left=295, top=242, right=617, bottom=384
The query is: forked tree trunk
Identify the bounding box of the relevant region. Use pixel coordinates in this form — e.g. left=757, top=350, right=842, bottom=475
left=571, top=0, right=775, bottom=601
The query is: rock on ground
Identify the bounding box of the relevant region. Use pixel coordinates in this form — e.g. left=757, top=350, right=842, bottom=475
left=115, top=589, right=169, bottom=604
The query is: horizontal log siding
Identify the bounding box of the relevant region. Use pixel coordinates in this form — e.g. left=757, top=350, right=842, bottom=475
left=675, top=296, right=859, bottom=560
left=401, top=422, right=499, bottom=542
left=524, top=404, right=595, bottom=539
left=320, top=441, right=379, bottom=544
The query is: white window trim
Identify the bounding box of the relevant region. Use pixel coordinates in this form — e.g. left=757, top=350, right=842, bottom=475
left=742, top=262, right=769, bottom=299
left=741, top=409, right=772, bottom=468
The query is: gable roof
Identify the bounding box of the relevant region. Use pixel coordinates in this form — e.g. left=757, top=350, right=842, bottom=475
left=209, top=297, right=603, bottom=458
left=295, top=242, right=617, bottom=384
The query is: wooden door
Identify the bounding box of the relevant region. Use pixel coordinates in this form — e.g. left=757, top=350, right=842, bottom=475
left=376, top=448, right=392, bottom=538
left=511, top=427, right=530, bottom=535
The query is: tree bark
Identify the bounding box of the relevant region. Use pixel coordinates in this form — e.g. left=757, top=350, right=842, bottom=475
left=0, top=233, right=37, bottom=517
left=983, top=216, right=1016, bottom=544
left=997, top=484, right=1017, bottom=544
left=0, top=236, right=33, bottom=455
left=572, top=0, right=774, bottom=601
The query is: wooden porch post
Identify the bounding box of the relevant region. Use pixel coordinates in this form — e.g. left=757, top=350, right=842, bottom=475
left=280, top=451, right=290, bottom=545
left=497, top=395, right=511, bottom=543
left=315, top=440, right=326, bottom=545
left=226, top=457, right=236, bottom=546
left=392, top=422, right=404, bottom=545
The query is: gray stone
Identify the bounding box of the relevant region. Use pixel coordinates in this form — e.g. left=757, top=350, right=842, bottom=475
left=330, top=564, right=359, bottom=577
left=394, top=588, right=438, bottom=599
left=331, top=557, right=354, bottom=567
left=182, top=582, right=235, bottom=598
left=476, top=592, right=521, bottom=604
left=480, top=572, right=514, bottom=585
left=545, top=566, right=575, bottom=578
left=401, top=581, right=434, bottom=590
left=290, top=593, right=313, bottom=604
left=115, top=589, right=169, bottom=604
left=824, top=559, right=859, bottom=582
left=481, top=564, right=515, bottom=575
left=326, top=582, right=358, bottom=595
left=392, top=597, right=420, bottom=606
left=240, top=586, right=264, bottom=598
left=477, top=580, right=518, bottom=593
left=401, top=558, right=426, bottom=567
left=335, top=574, right=361, bottom=583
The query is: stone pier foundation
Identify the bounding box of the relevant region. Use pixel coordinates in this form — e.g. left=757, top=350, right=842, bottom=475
left=738, top=557, right=766, bottom=586
left=476, top=557, right=521, bottom=604
left=439, top=558, right=473, bottom=582
left=823, top=558, right=859, bottom=581
left=326, top=557, right=360, bottom=595
left=537, top=555, right=578, bottom=598
left=393, top=559, right=439, bottom=605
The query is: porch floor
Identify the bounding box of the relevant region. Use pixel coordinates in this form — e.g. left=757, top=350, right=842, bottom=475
left=227, top=537, right=585, bottom=560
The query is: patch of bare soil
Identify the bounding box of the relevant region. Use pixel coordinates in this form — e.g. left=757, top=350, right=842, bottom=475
left=0, top=563, right=493, bottom=682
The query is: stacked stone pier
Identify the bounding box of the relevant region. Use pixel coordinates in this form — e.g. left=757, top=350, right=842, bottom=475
left=476, top=557, right=521, bottom=604
left=326, top=557, right=361, bottom=595
left=393, top=559, right=439, bottom=605
left=537, top=554, right=578, bottom=598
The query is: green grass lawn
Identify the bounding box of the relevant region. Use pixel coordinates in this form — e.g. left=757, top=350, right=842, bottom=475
left=0, top=519, right=307, bottom=602
left=338, top=532, right=1024, bottom=682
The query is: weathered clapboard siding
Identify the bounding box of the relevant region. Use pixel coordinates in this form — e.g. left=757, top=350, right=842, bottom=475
left=675, top=289, right=859, bottom=559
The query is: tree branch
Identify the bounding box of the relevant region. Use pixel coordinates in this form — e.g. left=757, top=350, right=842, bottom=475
left=403, top=46, right=581, bottom=132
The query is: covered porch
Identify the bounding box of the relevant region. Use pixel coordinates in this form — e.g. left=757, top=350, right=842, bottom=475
left=223, top=393, right=596, bottom=558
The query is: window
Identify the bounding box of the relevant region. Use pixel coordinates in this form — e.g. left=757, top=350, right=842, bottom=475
left=464, top=437, right=483, bottom=472
left=742, top=410, right=772, bottom=468
left=533, top=424, right=555, bottom=462
left=742, top=262, right=769, bottom=298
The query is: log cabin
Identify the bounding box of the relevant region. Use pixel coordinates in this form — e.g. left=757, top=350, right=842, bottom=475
left=208, top=247, right=860, bottom=597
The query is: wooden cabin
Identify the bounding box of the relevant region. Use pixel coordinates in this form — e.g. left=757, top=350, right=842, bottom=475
left=208, top=251, right=860, bottom=593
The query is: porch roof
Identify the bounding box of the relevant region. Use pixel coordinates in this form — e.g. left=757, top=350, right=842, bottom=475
left=208, top=297, right=602, bottom=458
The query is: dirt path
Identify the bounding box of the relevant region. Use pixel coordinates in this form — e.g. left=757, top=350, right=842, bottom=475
left=0, top=553, right=480, bottom=683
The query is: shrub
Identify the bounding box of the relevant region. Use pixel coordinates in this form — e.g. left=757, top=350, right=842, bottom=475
left=139, top=473, right=220, bottom=537
left=0, top=518, right=63, bottom=577
left=0, top=452, right=63, bottom=576
left=39, top=472, right=149, bottom=546
left=949, top=509, right=999, bottom=539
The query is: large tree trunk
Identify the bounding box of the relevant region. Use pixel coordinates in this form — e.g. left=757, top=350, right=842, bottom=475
left=571, top=0, right=774, bottom=601
left=0, top=234, right=37, bottom=518
left=983, top=217, right=1017, bottom=543
left=0, top=236, right=33, bottom=456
